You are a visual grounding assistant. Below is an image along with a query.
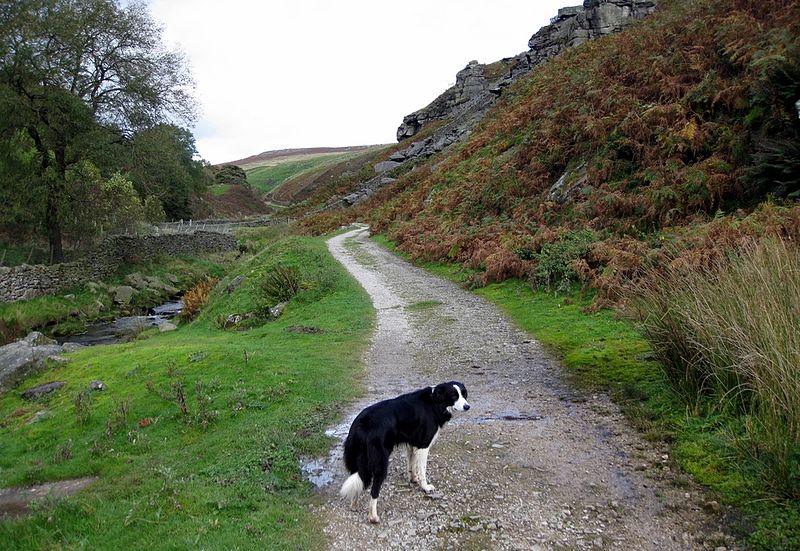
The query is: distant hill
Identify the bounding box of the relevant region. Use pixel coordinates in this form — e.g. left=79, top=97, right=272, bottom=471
left=223, top=146, right=381, bottom=171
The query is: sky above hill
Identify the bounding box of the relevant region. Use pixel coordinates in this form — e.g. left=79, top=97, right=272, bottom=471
left=147, top=0, right=567, bottom=164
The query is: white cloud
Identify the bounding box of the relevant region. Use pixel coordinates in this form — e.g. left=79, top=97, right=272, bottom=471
left=147, top=0, right=567, bottom=163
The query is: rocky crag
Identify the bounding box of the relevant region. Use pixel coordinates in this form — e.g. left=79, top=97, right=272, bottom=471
left=339, top=0, right=657, bottom=207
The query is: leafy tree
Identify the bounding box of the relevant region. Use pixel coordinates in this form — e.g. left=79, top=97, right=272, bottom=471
left=0, top=0, right=196, bottom=262
left=126, top=124, right=212, bottom=220
left=212, top=164, right=249, bottom=186
left=143, top=195, right=166, bottom=225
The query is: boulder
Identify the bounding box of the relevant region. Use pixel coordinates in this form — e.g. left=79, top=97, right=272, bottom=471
left=89, top=380, right=106, bottom=391
left=111, top=285, right=135, bottom=305
left=269, top=302, right=287, bottom=320
left=158, top=322, right=177, bottom=332
left=374, top=160, right=402, bottom=174
left=548, top=163, right=588, bottom=204
left=224, top=314, right=243, bottom=328
left=22, top=332, right=56, bottom=347
left=125, top=273, right=149, bottom=290
left=20, top=381, right=66, bottom=400
left=223, top=275, right=246, bottom=295
left=0, top=333, right=66, bottom=393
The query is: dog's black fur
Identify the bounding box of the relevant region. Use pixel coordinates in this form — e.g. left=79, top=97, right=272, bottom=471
left=340, top=381, right=469, bottom=523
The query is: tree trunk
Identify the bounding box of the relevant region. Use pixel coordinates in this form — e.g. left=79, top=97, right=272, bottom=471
left=48, top=145, right=68, bottom=264
left=46, top=186, right=65, bottom=264
left=27, top=125, right=66, bottom=264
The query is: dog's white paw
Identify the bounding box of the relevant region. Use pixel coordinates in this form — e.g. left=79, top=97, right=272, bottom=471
left=368, top=512, right=380, bottom=524
left=421, top=483, right=436, bottom=493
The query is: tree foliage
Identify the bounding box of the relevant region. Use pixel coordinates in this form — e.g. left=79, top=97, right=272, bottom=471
left=212, top=164, right=249, bottom=186
left=126, top=124, right=212, bottom=220
left=0, top=0, right=199, bottom=261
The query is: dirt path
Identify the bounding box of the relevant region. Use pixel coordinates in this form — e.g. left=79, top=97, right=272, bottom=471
left=308, top=226, right=732, bottom=550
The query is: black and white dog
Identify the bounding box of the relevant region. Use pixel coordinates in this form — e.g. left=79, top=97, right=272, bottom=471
left=340, top=381, right=470, bottom=523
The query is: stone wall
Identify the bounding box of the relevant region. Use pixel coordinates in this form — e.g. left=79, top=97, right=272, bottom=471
left=0, top=231, right=238, bottom=303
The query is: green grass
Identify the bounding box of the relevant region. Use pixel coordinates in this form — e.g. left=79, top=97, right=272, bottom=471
left=209, top=183, right=231, bottom=196
left=246, top=154, right=355, bottom=194
left=0, top=235, right=374, bottom=549
left=370, top=233, right=800, bottom=550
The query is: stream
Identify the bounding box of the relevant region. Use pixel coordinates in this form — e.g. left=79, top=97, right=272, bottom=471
left=57, top=299, right=183, bottom=346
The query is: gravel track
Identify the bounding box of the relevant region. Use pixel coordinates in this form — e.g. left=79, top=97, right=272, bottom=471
left=305, top=226, right=733, bottom=551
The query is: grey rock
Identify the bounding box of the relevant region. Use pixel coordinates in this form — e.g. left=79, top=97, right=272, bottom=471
left=269, top=302, right=287, bottom=320
left=548, top=163, right=588, bottom=204
left=26, top=410, right=51, bottom=424
left=22, top=332, right=56, bottom=347
left=224, top=313, right=243, bottom=328
left=223, top=275, right=246, bottom=295
left=386, top=0, right=659, bottom=186
left=374, top=160, right=402, bottom=174
left=21, top=381, right=66, bottom=400
left=111, top=285, right=135, bottom=305
left=158, top=322, right=177, bottom=332
left=89, top=380, right=106, bottom=391
left=125, top=272, right=148, bottom=290
left=0, top=332, right=68, bottom=393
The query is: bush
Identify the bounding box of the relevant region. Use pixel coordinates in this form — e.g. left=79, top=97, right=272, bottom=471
left=181, top=277, right=219, bottom=321
left=530, top=229, right=595, bottom=292
left=629, top=238, right=800, bottom=497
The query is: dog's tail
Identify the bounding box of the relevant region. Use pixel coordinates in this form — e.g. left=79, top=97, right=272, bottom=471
left=339, top=472, right=364, bottom=502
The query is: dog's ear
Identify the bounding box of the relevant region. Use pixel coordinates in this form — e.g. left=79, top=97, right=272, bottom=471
left=432, top=384, right=447, bottom=403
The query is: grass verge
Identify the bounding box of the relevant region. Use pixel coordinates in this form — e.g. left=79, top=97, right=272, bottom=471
left=0, top=234, right=373, bottom=549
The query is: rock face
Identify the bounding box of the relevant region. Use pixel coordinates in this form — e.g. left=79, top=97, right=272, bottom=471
left=335, top=2, right=657, bottom=210
left=0, top=332, right=82, bottom=394
left=393, top=1, right=658, bottom=158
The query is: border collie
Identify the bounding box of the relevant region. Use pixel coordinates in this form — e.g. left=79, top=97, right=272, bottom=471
left=339, top=381, right=470, bottom=523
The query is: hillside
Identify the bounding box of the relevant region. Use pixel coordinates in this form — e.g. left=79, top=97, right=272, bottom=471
left=225, top=146, right=376, bottom=171
left=300, top=0, right=800, bottom=304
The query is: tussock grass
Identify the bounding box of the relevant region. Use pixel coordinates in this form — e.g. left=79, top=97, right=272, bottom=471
left=630, top=238, right=800, bottom=497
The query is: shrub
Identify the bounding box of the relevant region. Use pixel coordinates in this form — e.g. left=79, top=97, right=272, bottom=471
left=628, top=238, right=800, bottom=497
left=530, top=229, right=595, bottom=292
left=181, top=277, right=219, bottom=321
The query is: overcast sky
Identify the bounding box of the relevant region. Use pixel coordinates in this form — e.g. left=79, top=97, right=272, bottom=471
left=147, top=1, right=568, bottom=164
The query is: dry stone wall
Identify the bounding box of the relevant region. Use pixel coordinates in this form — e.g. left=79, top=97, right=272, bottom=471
left=0, top=231, right=237, bottom=303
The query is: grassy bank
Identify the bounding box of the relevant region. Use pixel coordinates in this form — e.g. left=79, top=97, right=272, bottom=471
left=0, top=254, right=228, bottom=345
left=371, top=234, right=799, bottom=550
left=0, top=233, right=373, bottom=549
